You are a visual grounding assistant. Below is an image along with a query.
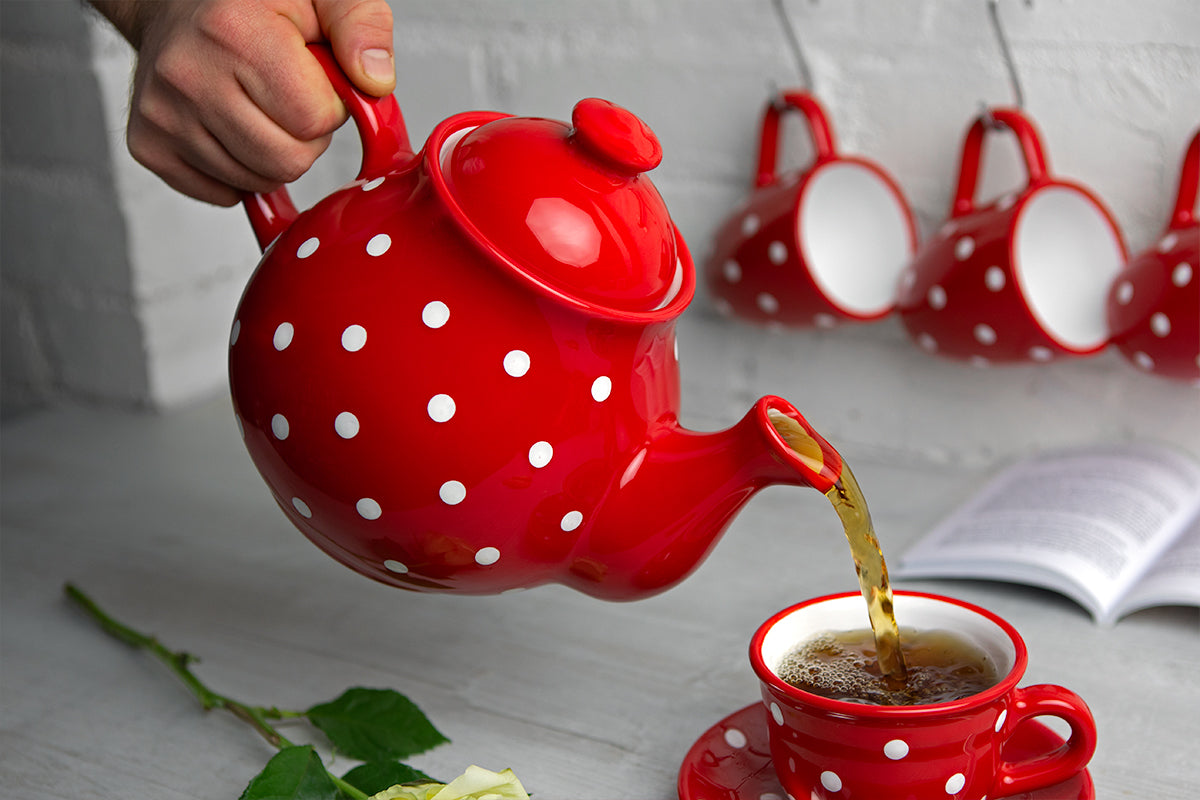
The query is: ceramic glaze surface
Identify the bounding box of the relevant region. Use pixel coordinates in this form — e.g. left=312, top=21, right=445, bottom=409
left=229, top=46, right=843, bottom=600
left=898, top=108, right=1127, bottom=364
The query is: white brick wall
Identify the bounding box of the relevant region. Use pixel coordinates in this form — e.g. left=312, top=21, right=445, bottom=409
left=3, top=0, right=1197, bottom=461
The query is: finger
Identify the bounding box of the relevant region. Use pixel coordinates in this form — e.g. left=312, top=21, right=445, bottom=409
left=314, top=0, right=396, bottom=97
left=126, top=128, right=244, bottom=207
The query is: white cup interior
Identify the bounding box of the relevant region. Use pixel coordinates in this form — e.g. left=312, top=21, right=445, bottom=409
left=1014, top=186, right=1124, bottom=350
left=799, top=162, right=914, bottom=315
left=759, top=594, right=1017, bottom=682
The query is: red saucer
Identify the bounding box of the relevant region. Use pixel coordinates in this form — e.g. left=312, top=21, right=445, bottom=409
left=677, top=703, right=1094, bottom=800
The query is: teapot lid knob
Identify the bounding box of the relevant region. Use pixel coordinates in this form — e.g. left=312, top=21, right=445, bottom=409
left=570, top=98, right=662, bottom=176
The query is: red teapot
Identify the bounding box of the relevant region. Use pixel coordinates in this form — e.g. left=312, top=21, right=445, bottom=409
left=229, top=45, right=843, bottom=600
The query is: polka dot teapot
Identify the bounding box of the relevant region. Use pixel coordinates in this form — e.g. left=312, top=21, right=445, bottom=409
left=229, top=45, right=843, bottom=600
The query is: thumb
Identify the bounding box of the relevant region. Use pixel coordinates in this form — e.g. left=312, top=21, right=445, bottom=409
left=315, top=0, right=396, bottom=97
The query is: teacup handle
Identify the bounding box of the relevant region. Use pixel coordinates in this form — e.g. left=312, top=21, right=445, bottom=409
left=950, top=107, right=1049, bottom=219
left=242, top=43, right=414, bottom=251
left=993, top=684, right=1097, bottom=796
left=755, top=91, right=837, bottom=188
left=1168, top=129, right=1199, bottom=230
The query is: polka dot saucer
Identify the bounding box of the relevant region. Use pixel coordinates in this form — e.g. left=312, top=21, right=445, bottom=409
left=677, top=703, right=1093, bottom=800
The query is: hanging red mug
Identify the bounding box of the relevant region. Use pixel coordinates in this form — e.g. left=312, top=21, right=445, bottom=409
left=705, top=91, right=917, bottom=328
left=897, top=108, right=1127, bottom=364
left=1107, top=129, right=1200, bottom=383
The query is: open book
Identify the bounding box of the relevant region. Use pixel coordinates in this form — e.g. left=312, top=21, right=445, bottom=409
left=895, top=442, right=1200, bottom=626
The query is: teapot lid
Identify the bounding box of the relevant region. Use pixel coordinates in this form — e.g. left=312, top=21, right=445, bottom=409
left=432, top=99, right=687, bottom=315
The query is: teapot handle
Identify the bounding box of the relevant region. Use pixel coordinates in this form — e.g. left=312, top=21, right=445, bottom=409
left=242, top=43, right=414, bottom=251
left=755, top=91, right=837, bottom=188
left=950, top=107, right=1049, bottom=219
left=1168, top=128, right=1199, bottom=231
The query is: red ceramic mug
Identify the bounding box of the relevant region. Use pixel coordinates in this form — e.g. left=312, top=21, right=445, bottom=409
left=750, top=591, right=1097, bottom=800
left=706, top=91, right=917, bottom=327
left=897, top=108, right=1127, bottom=364
left=1107, top=129, right=1200, bottom=383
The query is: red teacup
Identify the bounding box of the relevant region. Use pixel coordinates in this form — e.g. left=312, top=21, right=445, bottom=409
left=706, top=91, right=917, bottom=327
left=750, top=591, right=1097, bottom=800
left=1107, top=129, right=1199, bottom=383
left=897, top=108, right=1127, bottom=364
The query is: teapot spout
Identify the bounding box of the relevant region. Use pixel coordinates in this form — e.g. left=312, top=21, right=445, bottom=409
left=564, top=396, right=842, bottom=599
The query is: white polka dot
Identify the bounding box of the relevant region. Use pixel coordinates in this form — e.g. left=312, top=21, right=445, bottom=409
left=974, top=323, right=997, bottom=345
left=428, top=394, right=456, bottom=422
left=366, top=233, right=392, bottom=256
left=884, top=739, right=910, bottom=760
left=560, top=510, right=583, bottom=531
left=984, top=266, right=1006, bottom=291
left=1158, top=232, right=1179, bottom=253
left=439, top=480, right=466, bottom=505
left=475, top=546, right=500, bottom=566
left=928, top=285, right=948, bottom=309
left=757, top=292, right=780, bottom=314
left=723, top=260, right=742, bottom=282
left=362, top=177, right=386, bottom=191
left=591, top=376, right=612, bottom=402
left=356, top=498, right=382, bottom=519
left=723, top=728, right=748, bottom=749
left=955, top=236, right=975, bottom=260
left=815, top=313, right=837, bottom=329
left=342, top=324, right=367, bottom=351
left=1115, top=280, right=1135, bottom=305
left=297, top=237, right=320, bottom=258
left=1173, top=262, right=1194, bottom=286
left=742, top=214, right=761, bottom=236
left=529, top=441, right=553, bottom=468
left=1135, top=351, right=1155, bottom=370
left=820, top=771, right=842, bottom=792
left=770, top=702, right=784, bottom=725
left=918, top=332, right=938, bottom=352
left=1029, top=346, right=1054, bottom=362
left=271, top=414, right=289, bottom=439
left=1151, top=312, right=1171, bottom=336
left=292, top=497, right=312, bottom=518
left=230, top=319, right=241, bottom=346
left=767, top=241, right=789, bottom=265
left=422, top=301, right=450, bottom=328
left=945, top=773, right=966, bottom=794
left=334, top=411, right=359, bottom=438
left=995, top=708, right=1008, bottom=732
left=503, top=350, right=531, bottom=377
left=383, top=559, right=408, bottom=573
left=273, top=322, right=294, bottom=350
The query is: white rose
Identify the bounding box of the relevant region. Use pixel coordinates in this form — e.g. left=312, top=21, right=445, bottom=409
left=371, top=766, right=528, bottom=800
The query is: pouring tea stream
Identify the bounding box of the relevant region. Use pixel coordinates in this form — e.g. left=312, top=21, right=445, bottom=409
left=229, top=47, right=892, bottom=642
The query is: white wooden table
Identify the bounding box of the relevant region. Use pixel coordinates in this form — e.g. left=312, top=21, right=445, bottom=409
left=3, top=382, right=1197, bottom=798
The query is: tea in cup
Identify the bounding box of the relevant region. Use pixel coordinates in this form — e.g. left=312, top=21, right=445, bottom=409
left=749, top=591, right=1097, bottom=799
left=897, top=108, right=1127, bottom=364
left=706, top=91, right=917, bottom=327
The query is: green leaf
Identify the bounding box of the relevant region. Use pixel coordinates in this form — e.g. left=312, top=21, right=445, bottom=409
left=341, top=762, right=438, bottom=796
left=306, top=688, right=449, bottom=762
left=239, top=745, right=341, bottom=800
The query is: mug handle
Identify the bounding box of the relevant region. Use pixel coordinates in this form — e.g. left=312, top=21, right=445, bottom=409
left=1168, top=129, right=1199, bottom=230
left=242, top=43, right=414, bottom=251
left=754, top=91, right=837, bottom=188
left=950, top=107, right=1050, bottom=219
left=992, top=684, right=1097, bottom=796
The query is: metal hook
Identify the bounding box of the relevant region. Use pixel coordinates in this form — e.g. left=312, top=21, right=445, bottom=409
left=982, top=0, right=1031, bottom=125
left=771, top=0, right=815, bottom=98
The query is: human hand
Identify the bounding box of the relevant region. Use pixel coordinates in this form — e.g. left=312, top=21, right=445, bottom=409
left=90, top=0, right=395, bottom=206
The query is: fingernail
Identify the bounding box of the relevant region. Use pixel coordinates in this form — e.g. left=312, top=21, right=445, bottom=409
left=362, top=48, right=394, bottom=84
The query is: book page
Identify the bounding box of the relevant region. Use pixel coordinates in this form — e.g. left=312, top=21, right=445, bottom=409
left=896, top=443, right=1200, bottom=623
left=1115, top=515, right=1200, bottom=619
